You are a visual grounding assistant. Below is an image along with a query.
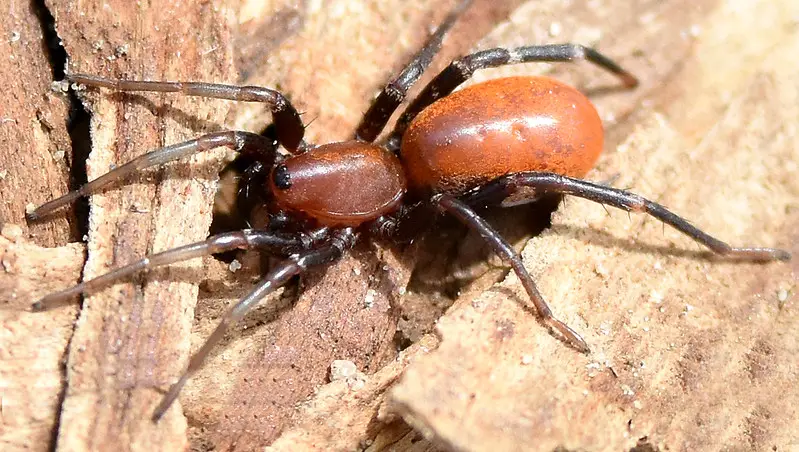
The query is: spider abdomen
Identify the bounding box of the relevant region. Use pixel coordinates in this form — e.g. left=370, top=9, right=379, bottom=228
left=400, top=76, right=604, bottom=195
left=270, top=141, right=407, bottom=227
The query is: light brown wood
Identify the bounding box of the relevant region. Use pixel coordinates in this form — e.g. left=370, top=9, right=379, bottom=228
left=0, top=0, right=75, bottom=246
left=26, top=1, right=236, bottom=450
left=2, top=0, right=796, bottom=451
left=0, top=225, right=83, bottom=450
left=391, top=1, right=799, bottom=450
left=183, top=1, right=529, bottom=449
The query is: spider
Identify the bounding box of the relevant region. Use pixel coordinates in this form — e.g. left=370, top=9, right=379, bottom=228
left=27, top=0, right=790, bottom=421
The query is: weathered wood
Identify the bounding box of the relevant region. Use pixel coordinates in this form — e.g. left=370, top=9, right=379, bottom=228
left=183, top=1, right=529, bottom=449
left=0, top=0, right=75, bottom=246
left=4, top=0, right=797, bottom=450
left=44, top=1, right=236, bottom=450
left=0, top=226, right=83, bottom=451
left=391, top=1, right=799, bottom=450
left=263, top=335, right=440, bottom=451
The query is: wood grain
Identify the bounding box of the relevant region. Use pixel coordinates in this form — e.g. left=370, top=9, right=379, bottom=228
left=0, top=226, right=83, bottom=450
left=40, top=1, right=235, bottom=450
left=391, top=1, right=799, bottom=450
left=183, top=1, right=529, bottom=449
left=2, top=0, right=796, bottom=451
left=0, top=0, right=75, bottom=246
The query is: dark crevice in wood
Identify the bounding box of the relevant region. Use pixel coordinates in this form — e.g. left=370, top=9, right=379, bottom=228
left=32, top=0, right=91, bottom=241
left=29, top=2, right=87, bottom=449
left=65, top=102, right=90, bottom=241
left=31, top=0, right=65, bottom=80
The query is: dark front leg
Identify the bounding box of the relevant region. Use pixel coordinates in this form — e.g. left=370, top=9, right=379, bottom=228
left=31, top=229, right=313, bottom=312
left=69, top=74, right=306, bottom=152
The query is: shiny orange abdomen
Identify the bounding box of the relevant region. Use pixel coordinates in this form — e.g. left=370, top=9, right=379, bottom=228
left=270, top=141, right=406, bottom=227
left=401, top=76, right=604, bottom=195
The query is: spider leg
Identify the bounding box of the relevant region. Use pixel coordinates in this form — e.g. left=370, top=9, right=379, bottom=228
left=30, top=229, right=314, bottom=312
left=354, top=0, right=473, bottom=142
left=369, top=201, right=433, bottom=243
left=236, top=160, right=273, bottom=224
left=463, top=172, right=791, bottom=262
left=388, top=44, right=638, bottom=147
left=69, top=74, right=305, bottom=151
left=151, top=227, right=357, bottom=421
left=27, top=131, right=277, bottom=220
left=432, top=194, right=590, bottom=354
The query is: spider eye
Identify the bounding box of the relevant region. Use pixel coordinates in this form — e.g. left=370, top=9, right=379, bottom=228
left=272, top=164, right=292, bottom=190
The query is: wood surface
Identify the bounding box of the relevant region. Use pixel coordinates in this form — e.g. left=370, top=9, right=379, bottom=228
left=0, top=1, right=76, bottom=246
left=391, top=1, right=799, bottom=451
left=0, top=0, right=796, bottom=451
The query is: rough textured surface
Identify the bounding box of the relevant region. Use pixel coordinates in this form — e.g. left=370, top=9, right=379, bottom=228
left=391, top=1, right=799, bottom=451
left=2, top=0, right=507, bottom=450
left=1, top=0, right=797, bottom=451
left=182, top=1, right=527, bottom=449
left=0, top=5, right=80, bottom=450
left=265, top=335, right=440, bottom=452
left=25, top=1, right=235, bottom=450
left=0, top=0, right=76, bottom=246
left=0, top=225, right=83, bottom=450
